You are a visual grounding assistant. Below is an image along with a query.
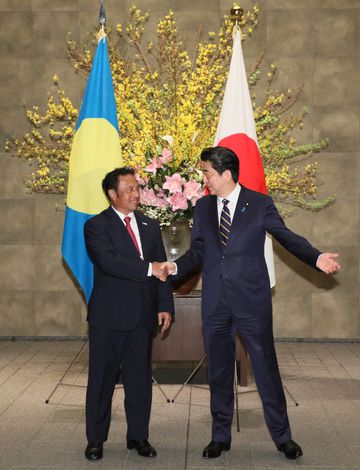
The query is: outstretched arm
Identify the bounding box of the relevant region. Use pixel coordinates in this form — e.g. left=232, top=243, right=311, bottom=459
left=264, top=198, right=341, bottom=274
left=265, top=198, right=322, bottom=268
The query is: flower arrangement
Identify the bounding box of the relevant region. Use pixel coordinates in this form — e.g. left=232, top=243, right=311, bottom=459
left=137, top=144, right=204, bottom=225
left=5, top=4, right=335, bottom=222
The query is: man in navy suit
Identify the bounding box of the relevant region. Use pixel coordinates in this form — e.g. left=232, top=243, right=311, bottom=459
left=83, top=167, right=174, bottom=461
left=165, top=147, right=340, bottom=460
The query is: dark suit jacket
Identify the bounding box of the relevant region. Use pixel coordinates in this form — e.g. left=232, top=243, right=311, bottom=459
left=176, top=186, right=321, bottom=322
left=84, top=206, right=174, bottom=331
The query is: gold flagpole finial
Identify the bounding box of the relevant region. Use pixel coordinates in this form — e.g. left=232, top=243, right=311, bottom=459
left=230, top=4, right=243, bottom=26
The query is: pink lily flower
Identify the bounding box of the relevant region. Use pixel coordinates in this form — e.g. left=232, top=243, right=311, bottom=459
left=167, top=192, right=189, bottom=211
left=183, top=180, right=202, bottom=200
left=159, top=147, right=173, bottom=164
left=144, top=157, right=163, bottom=175
left=163, top=173, right=185, bottom=193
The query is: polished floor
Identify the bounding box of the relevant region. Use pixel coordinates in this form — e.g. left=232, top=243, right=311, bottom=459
left=0, top=340, right=359, bottom=470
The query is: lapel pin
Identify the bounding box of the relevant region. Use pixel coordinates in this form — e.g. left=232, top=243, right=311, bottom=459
left=142, top=221, right=148, bottom=225
left=241, top=203, right=249, bottom=213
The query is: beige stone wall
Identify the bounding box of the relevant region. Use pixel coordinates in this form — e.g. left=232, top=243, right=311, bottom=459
left=0, top=0, right=358, bottom=338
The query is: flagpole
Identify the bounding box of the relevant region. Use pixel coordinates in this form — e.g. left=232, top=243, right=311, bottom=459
left=99, top=0, right=106, bottom=31
left=98, top=0, right=107, bottom=42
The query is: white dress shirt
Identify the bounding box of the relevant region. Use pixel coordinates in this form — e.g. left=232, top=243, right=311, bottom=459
left=112, top=206, right=152, bottom=275
left=171, top=185, right=241, bottom=276
left=217, top=183, right=241, bottom=224
left=216, top=184, right=322, bottom=268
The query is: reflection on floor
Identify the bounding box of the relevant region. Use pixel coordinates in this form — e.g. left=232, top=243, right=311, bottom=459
left=0, top=340, right=360, bottom=469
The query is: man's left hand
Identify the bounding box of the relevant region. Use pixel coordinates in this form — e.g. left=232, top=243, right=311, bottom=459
left=316, top=253, right=341, bottom=274
left=157, top=312, right=172, bottom=337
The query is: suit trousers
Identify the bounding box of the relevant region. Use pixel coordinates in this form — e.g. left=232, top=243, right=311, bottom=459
left=86, top=324, right=153, bottom=443
left=203, top=293, right=291, bottom=444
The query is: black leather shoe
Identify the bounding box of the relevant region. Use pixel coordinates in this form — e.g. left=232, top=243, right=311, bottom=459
left=202, top=440, right=231, bottom=459
left=85, top=442, right=103, bottom=460
left=276, top=440, right=303, bottom=460
left=127, top=439, right=157, bottom=457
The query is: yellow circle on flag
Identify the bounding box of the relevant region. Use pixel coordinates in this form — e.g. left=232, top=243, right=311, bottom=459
left=67, top=118, right=122, bottom=214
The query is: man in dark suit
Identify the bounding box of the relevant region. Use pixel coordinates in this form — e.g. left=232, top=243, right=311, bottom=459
left=83, top=167, right=174, bottom=461
left=164, top=147, right=340, bottom=460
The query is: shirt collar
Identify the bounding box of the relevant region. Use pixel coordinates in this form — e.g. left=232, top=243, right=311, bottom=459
left=111, top=206, right=135, bottom=222
left=217, top=183, right=241, bottom=205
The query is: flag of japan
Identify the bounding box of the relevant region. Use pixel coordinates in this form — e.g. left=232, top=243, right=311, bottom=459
left=214, top=27, right=276, bottom=287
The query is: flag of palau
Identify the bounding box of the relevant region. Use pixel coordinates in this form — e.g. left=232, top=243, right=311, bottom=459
left=62, top=34, right=122, bottom=303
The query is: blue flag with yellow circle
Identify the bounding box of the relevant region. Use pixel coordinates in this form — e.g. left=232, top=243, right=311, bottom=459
left=62, top=35, right=122, bottom=302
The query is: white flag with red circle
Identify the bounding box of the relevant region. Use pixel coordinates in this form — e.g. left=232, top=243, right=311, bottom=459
left=214, top=27, right=276, bottom=287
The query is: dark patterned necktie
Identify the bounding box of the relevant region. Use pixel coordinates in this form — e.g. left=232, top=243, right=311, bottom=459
left=219, top=199, right=231, bottom=248
left=124, top=216, right=141, bottom=257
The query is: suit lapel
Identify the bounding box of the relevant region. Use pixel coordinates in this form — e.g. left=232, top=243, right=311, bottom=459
left=226, top=186, right=249, bottom=249
left=135, top=211, right=151, bottom=259
left=106, top=206, right=141, bottom=257
left=206, top=196, right=222, bottom=250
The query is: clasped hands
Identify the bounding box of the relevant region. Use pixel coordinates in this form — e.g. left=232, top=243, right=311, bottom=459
left=151, top=261, right=176, bottom=281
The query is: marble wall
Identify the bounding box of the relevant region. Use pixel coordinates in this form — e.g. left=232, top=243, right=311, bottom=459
left=0, top=0, right=359, bottom=338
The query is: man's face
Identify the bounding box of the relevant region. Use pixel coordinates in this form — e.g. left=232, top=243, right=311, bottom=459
left=110, top=174, right=140, bottom=214
left=201, top=161, right=232, bottom=197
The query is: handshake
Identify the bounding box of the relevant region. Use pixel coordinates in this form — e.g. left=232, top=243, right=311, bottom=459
left=151, top=261, right=177, bottom=282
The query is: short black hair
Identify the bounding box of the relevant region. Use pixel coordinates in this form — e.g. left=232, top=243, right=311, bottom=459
left=200, top=146, right=239, bottom=183
left=102, top=167, right=135, bottom=201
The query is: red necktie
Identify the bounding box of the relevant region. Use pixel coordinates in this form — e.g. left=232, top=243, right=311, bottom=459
left=124, top=216, right=141, bottom=257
